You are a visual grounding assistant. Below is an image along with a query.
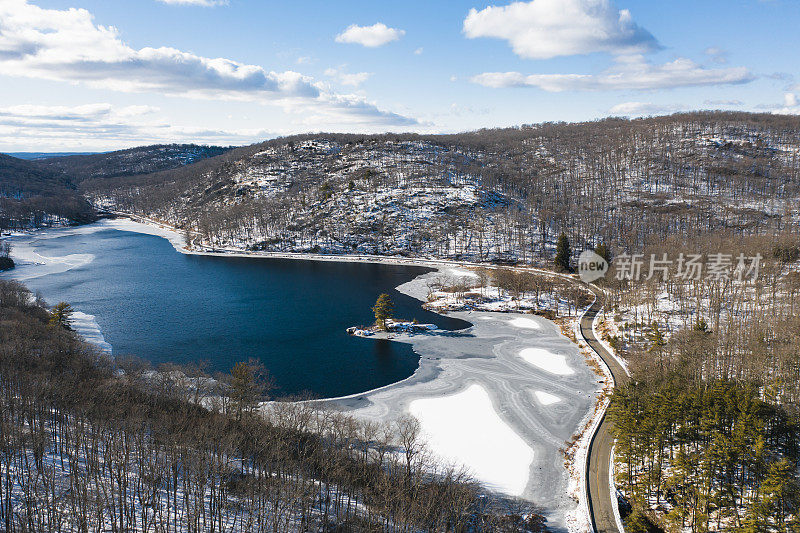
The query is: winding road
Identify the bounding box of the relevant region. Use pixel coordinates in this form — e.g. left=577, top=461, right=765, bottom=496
left=580, top=291, right=629, bottom=533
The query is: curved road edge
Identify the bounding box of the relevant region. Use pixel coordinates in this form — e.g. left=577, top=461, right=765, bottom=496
left=580, top=288, right=629, bottom=533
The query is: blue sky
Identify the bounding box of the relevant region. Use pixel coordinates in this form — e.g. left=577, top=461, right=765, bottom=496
left=0, top=0, right=797, bottom=151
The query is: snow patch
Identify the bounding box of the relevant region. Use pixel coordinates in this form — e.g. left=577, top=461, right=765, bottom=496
left=445, top=267, right=478, bottom=279
left=519, top=348, right=574, bottom=375
left=533, top=390, right=562, bottom=405
left=4, top=234, right=94, bottom=281
left=509, top=317, right=541, bottom=329
left=408, top=384, right=534, bottom=496
left=102, top=218, right=187, bottom=253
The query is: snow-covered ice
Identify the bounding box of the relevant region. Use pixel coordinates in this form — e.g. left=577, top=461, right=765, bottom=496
left=70, top=311, right=113, bottom=354
left=533, top=390, right=562, bottom=405
left=509, top=317, right=541, bottom=329
left=408, top=384, right=535, bottom=496
left=6, top=235, right=94, bottom=281
left=519, top=347, right=575, bottom=375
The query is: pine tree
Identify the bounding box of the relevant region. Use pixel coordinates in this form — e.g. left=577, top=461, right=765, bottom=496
left=229, top=360, right=270, bottom=420
left=554, top=232, right=572, bottom=272
left=594, top=243, right=612, bottom=264
left=744, top=458, right=800, bottom=531
left=646, top=323, right=666, bottom=353
left=49, top=301, right=74, bottom=330
left=0, top=241, right=13, bottom=271
left=373, top=293, right=394, bottom=331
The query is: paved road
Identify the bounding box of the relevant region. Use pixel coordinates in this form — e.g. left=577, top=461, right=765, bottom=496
left=580, top=292, right=629, bottom=533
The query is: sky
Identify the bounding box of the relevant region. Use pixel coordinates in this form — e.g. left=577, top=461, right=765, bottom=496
left=0, top=0, right=798, bottom=151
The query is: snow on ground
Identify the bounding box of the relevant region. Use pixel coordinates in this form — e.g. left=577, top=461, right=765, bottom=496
left=509, top=316, right=541, bottom=329
left=443, top=266, right=479, bottom=279
left=519, top=347, right=575, bottom=375
left=408, top=383, right=535, bottom=496
left=533, top=390, right=562, bottom=405
left=102, top=217, right=187, bottom=253
left=2, top=226, right=124, bottom=354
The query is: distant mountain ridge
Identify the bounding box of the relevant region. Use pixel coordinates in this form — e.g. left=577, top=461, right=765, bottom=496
left=4, top=113, right=800, bottom=253
left=35, top=144, right=230, bottom=182
left=5, top=152, right=100, bottom=160
left=0, top=144, right=229, bottom=228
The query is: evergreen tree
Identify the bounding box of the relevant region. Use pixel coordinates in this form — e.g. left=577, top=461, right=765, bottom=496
left=373, top=293, right=394, bottom=331
left=229, top=360, right=270, bottom=420
left=49, top=301, right=74, bottom=330
left=646, top=323, right=666, bottom=353
left=744, top=458, right=800, bottom=531
left=693, top=317, right=709, bottom=332
left=554, top=232, right=572, bottom=272
left=594, top=243, right=612, bottom=264
left=0, top=241, right=13, bottom=271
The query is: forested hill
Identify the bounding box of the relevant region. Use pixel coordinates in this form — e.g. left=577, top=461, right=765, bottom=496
left=0, top=153, right=95, bottom=228
left=83, top=111, right=800, bottom=261
left=35, top=143, right=230, bottom=183
left=0, top=144, right=229, bottom=229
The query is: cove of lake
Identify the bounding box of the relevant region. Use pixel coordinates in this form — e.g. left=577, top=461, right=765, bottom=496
left=2, top=222, right=470, bottom=398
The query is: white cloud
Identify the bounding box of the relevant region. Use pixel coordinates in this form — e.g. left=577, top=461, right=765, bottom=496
left=0, top=98, right=425, bottom=152
left=0, top=1, right=417, bottom=128
left=325, top=67, right=371, bottom=87
left=0, top=102, right=259, bottom=150
left=471, top=55, right=754, bottom=91
left=463, top=0, right=659, bottom=59
left=704, top=46, right=728, bottom=64
left=156, top=0, right=228, bottom=6
left=335, top=23, right=405, bottom=47
left=703, top=99, right=742, bottom=106
left=0, top=1, right=319, bottom=99
left=609, top=101, right=684, bottom=116
left=414, top=47, right=423, bottom=55
left=752, top=93, right=800, bottom=115
left=773, top=93, right=800, bottom=115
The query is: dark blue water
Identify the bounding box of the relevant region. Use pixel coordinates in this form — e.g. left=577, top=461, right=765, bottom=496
left=13, top=227, right=470, bottom=398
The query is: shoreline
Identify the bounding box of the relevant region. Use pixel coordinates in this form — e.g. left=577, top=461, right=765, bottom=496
left=5, top=216, right=606, bottom=532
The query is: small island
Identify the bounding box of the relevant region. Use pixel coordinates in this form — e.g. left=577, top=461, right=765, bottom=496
left=347, top=293, right=438, bottom=337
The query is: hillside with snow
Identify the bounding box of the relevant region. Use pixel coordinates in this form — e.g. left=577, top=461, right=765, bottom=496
left=83, top=112, right=800, bottom=264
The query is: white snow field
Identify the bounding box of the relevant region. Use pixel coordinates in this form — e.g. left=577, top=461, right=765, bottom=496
left=534, top=390, right=562, bottom=405
left=509, top=316, right=541, bottom=329
left=408, top=384, right=535, bottom=496
left=519, top=347, right=575, bottom=375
